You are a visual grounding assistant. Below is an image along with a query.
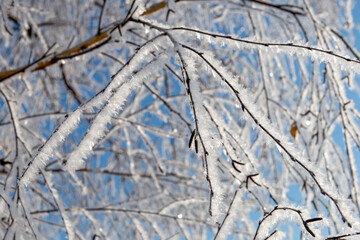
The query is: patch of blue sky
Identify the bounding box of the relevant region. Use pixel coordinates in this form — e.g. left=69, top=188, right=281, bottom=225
left=233, top=15, right=249, bottom=39
left=70, top=118, right=90, bottom=144
left=249, top=209, right=262, bottom=225
left=288, top=55, right=303, bottom=88
left=167, top=71, right=183, bottom=96
left=140, top=92, right=155, bottom=110
left=280, top=222, right=301, bottom=240
left=51, top=231, right=66, bottom=240
left=0, top=98, right=4, bottom=113
left=286, top=183, right=301, bottom=205
left=41, top=117, right=57, bottom=139
left=92, top=68, right=110, bottom=85
left=206, top=226, right=215, bottom=239
left=240, top=51, right=257, bottom=68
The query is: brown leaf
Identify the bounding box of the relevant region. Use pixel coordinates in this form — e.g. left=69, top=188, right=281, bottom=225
left=290, top=123, right=297, bottom=139
left=141, top=2, right=167, bottom=16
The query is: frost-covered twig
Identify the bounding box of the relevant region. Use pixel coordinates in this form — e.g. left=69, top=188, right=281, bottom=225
left=253, top=206, right=322, bottom=239
left=181, top=43, right=355, bottom=226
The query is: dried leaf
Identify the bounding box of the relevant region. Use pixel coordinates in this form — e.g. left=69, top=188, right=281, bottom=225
left=57, top=31, right=109, bottom=58
left=0, top=67, right=26, bottom=81
left=141, top=1, right=167, bottom=16
left=290, top=123, right=297, bottom=139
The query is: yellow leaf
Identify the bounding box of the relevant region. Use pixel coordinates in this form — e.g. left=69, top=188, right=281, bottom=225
left=290, top=123, right=297, bottom=139
left=141, top=1, right=167, bottom=16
